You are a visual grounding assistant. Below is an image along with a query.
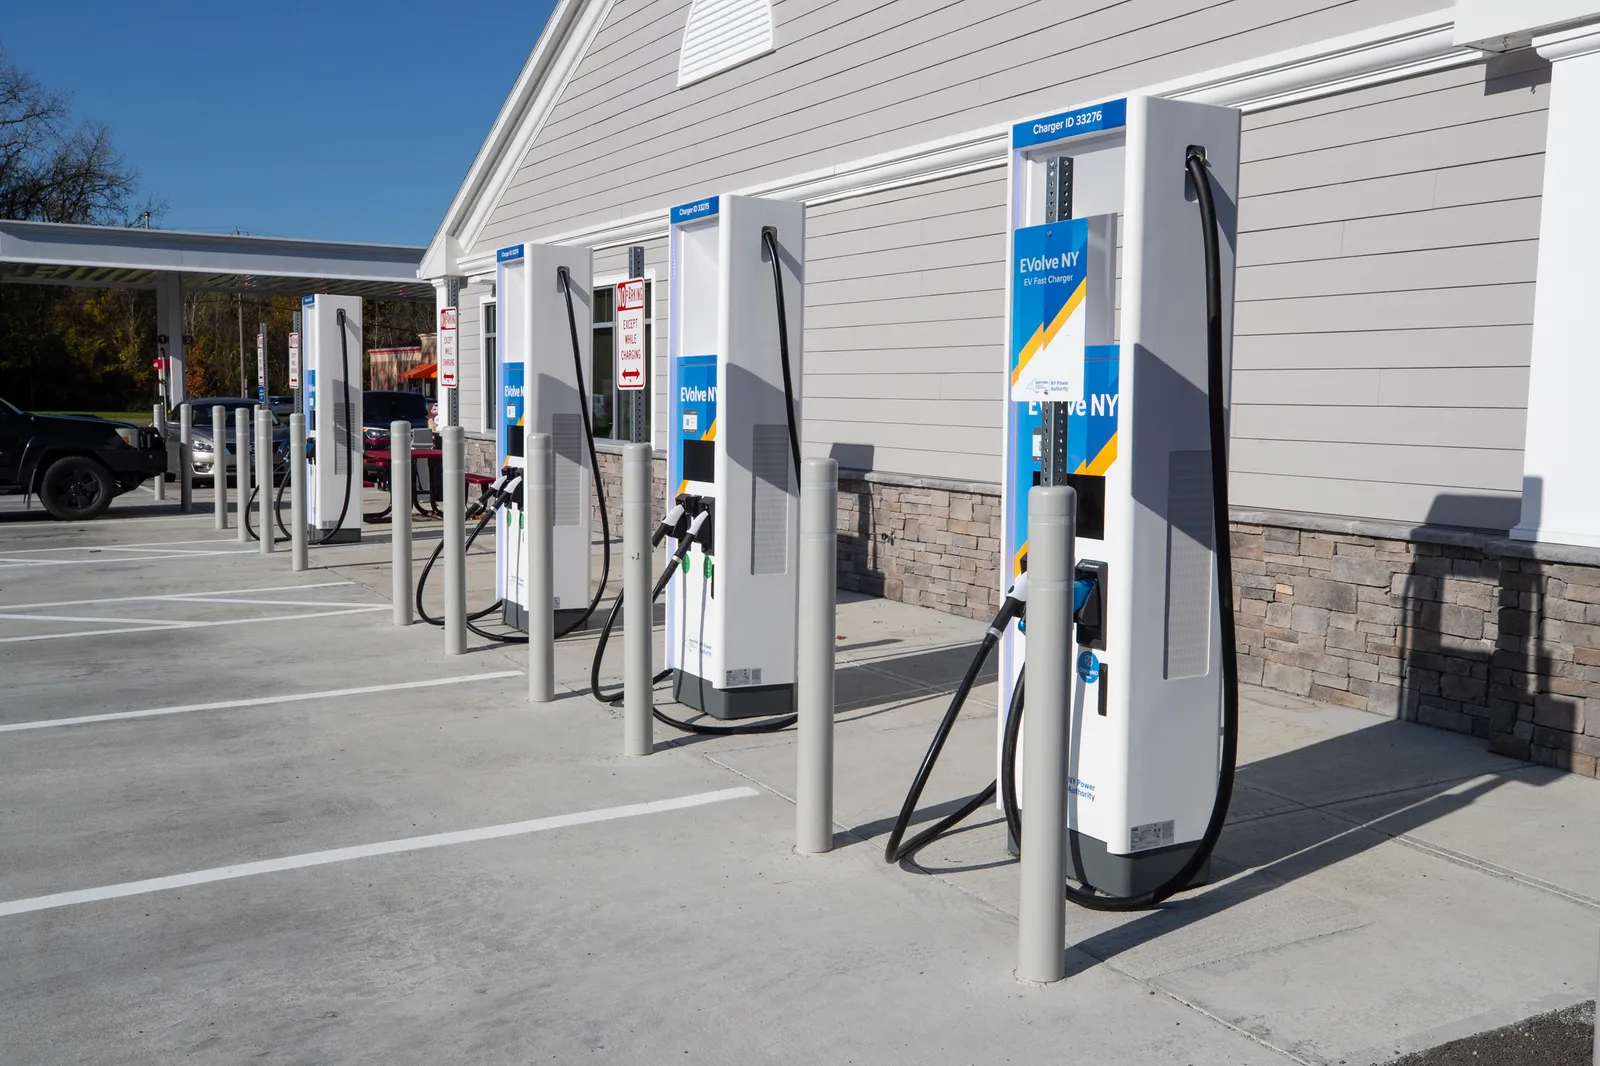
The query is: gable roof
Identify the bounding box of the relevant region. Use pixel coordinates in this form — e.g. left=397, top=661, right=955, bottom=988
left=420, top=0, right=616, bottom=280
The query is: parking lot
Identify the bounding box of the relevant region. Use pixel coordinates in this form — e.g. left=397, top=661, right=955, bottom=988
left=3, top=488, right=1599, bottom=1065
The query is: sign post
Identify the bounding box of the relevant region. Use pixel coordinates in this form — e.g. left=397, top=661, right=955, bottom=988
left=287, top=332, right=300, bottom=391
left=256, top=324, right=267, bottom=405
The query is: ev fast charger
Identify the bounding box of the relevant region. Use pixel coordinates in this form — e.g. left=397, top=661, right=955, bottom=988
left=1000, top=95, right=1240, bottom=895
left=666, top=194, right=805, bottom=719
left=301, top=293, right=363, bottom=544
left=493, top=241, right=594, bottom=632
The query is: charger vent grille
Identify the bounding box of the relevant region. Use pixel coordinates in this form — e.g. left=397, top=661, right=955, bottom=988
left=750, top=424, right=789, bottom=575
left=331, top=399, right=349, bottom=475
left=552, top=413, right=582, bottom=526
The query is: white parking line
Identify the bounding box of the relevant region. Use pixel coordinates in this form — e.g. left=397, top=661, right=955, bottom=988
left=92, top=546, right=234, bottom=556
left=156, top=595, right=362, bottom=608
left=2, top=581, right=351, bottom=612
left=0, top=671, right=525, bottom=733
left=0, top=510, right=212, bottom=526
left=0, top=612, right=180, bottom=626
left=0, top=605, right=387, bottom=644
left=0, top=787, right=761, bottom=917
left=0, top=549, right=254, bottom=569
left=0, top=537, right=248, bottom=555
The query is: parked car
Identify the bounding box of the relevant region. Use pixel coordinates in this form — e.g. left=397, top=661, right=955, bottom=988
left=268, top=394, right=295, bottom=418
left=0, top=396, right=167, bottom=519
left=165, top=398, right=290, bottom=483
left=361, top=391, right=436, bottom=495
left=362, top=391, right=435, bottom=451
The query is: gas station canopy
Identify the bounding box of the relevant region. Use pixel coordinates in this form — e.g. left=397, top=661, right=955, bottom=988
left=0, top=218, right=428, bottom=300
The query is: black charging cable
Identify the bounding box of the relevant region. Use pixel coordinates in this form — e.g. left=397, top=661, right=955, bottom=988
left=882, top=577, right=1029, bottom=864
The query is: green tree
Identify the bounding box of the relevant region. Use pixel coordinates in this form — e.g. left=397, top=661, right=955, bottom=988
left=0, top=45, right=161, bottom=410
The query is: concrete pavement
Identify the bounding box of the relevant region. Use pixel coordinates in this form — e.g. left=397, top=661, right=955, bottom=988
left=1, top=485, right=1597, bottom=1064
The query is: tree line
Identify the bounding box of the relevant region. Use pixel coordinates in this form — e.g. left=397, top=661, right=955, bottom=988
left=0, top=46, right=431, bottom=414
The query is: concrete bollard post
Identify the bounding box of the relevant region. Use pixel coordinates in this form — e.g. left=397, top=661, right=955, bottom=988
left=289, top=413, right=308, bottom=571
left=255, top=406, right=274, bottom=555
left=235, top=407, right=251, bottom=545
left=152, top=405, right=167, bottom=501
left=212, top=405, right=228, bottom=530
left=796, top=457, right=838, bottom=853
left=1016, top=485, right=1076, bottom=984
left=622, top=443, right=653, bottom=755
left=442, top=425, right=467, bottom=655
left=178, top=403, right=193, bottom=513
left=1594, top=933, right=1599, bottom=1066
left=528, top=433, right=555, bottom=704
left=390, top=420, right=413, bottom=625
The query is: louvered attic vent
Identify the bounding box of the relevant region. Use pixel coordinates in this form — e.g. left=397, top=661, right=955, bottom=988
left=677, top=0, right=775, bottom=88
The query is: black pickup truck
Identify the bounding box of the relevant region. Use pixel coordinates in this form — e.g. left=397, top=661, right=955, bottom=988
left=0, top=397, right=168, bottom=520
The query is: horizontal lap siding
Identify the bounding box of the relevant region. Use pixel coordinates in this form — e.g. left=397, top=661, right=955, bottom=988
left=802, top=169, right=1006, bottom=483
left=1231, top=56, right=1548, bottom=531
left=476, top=0, right=1436, bottom=247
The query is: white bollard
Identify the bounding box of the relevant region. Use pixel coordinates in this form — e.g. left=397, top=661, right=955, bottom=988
left=391, top=421, right=412, bottom=624
left=290, top=413, right=308, bottom=571
left=178, top=403, right=193, bottom=513
left=1016, top=485, right=1076, bottom=984
left=622, top=443, right=653, bottom=755
left=212, top=405, right=228, bottom=530
left=442, top=426, right=467, bottom=655
left=236, top=407, right=251, bottom=545
left=528, top=433, right=555, bottom=704
left=255, top=406, right=274, bottom=555
left=796, top=457, right=838, bottom=853
left=152, top=404, right=167, bottom=501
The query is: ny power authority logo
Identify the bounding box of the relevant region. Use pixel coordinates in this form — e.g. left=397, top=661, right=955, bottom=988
left=1011, top=218, right=1091, bottom=405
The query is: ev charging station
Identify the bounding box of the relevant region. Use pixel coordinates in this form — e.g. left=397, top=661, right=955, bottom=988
left=999, top=95, right=1240, bottom=897
left=493, top=242, right=595, bottom=633
left=665, top=193, right=806, bottom=720
left=301, top=293, right=363, bottom=544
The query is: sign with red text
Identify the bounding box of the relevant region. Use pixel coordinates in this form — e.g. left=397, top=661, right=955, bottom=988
left=439, top=307, right=459, bottom=389
left=616, top=279, right=646, bottom=390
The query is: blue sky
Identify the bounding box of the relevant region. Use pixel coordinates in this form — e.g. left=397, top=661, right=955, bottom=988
left=2, top=0, right=559, bottom=247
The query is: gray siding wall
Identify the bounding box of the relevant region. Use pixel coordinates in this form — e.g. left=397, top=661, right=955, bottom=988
left=477, top=0, right=1435, bottom=246
left=463, top=0, right=1551, bottom=530
left=1230, top=57, right=1548, bottom=530
left=805, top=168, right=1005, bottom=483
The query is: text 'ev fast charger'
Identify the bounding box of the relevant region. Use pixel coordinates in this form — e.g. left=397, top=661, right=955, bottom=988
left=887, top=94, right=1242, bottom=911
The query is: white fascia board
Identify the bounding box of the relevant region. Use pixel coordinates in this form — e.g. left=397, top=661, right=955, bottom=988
left=0, top=219, right=423, bottom=283
left=1454, top=0, right=1600, bottom=49
left=421, top=0, right=614, bottom=281
left=458, top=8, right=1476, bottom=272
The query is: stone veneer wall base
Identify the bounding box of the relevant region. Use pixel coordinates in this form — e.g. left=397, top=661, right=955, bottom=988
left=526, top=445, right=1600, bottom=781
